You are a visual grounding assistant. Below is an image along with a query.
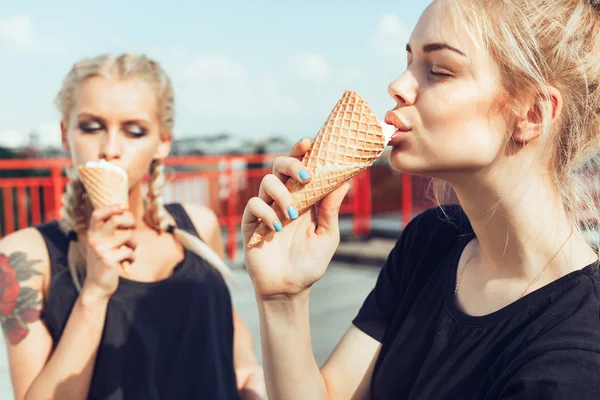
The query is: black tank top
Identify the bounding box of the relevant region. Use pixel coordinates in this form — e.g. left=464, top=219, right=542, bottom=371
left=36, top=203, right=240, bottom=400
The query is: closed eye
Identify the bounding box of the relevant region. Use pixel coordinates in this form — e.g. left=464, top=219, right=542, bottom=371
left=430, top=71, right=452, bottom=78
left=79, top=121, right=104, bottom=133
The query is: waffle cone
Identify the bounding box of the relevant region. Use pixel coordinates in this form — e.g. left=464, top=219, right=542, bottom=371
left=77, top=166, right=129, bottom=209
left=77, top=165, right=131, bottom=272
left=247, top=90, right=386, bottom=248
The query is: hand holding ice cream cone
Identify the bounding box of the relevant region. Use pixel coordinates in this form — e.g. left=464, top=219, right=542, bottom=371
left=78, top=159, right=133, bottom=273
left=242, top=90, right=395, bottom=300
left=246, top=90, right=394, bottom=248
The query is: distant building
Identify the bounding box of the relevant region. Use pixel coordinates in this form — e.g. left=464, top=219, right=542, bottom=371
left=171, top=133, right=292, bottom=156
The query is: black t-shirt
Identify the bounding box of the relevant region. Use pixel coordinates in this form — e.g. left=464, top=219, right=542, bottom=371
left=37, top=203, right=240, bottom=400
left=353, top=205, right=600, bottom=399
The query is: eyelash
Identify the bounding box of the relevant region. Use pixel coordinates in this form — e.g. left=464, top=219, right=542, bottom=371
left=78, top=123, right=147, bottom=138
left=430, top=71, right=452, bottom=79
left=406, top=58, right=453, bottom=81
left=127, top=129, right=147, bottom=138
left=79, top=123, right=101, bottom=133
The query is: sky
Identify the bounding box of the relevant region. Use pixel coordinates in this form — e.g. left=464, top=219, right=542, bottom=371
left=0, top=0, right=432, bottom=148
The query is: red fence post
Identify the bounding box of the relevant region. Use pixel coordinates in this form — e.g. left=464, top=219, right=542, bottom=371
left=362, top=169, right=372, bottom=235
left=352, top=175, right=362, bottom=236
left=31, top=186, right=41, bottom=226
left=50, top=164, right=63, bottom=221
left=3, top=188, right=14, bottom=235
left=226, top=158, right=237, bottom=262
left=401, top=173, right=412, bottom=229
left=17, top=187, right=27, bottom=230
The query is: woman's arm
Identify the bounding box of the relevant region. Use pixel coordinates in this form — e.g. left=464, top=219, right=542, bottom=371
left=1, top=228, right=107, bottom=400
left=3, top=206, right=135, bottom=400
left=257, top=293, right=381, bottom=400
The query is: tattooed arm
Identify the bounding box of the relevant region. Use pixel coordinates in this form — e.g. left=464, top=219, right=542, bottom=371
left=1, top=227, right=109, bottom=400
left=0, top=228, right=53, bottom=400
left=3, top=206, right=132, bottom=400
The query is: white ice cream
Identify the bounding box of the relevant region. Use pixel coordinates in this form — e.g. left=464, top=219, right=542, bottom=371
left=379, top=120, right=397, bottom=145
left=85, top=159, right=128, bottom=179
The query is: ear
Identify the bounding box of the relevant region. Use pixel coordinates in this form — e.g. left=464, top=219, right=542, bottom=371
left=60, top=121, right=70, bottom=152
left=154, top=131, right=172, bottom=160
left=513, top=86, right=563, bottom=144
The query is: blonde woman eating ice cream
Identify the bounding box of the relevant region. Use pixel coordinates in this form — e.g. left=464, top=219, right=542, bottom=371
left=0, top=53, right=265, bottom=400
left=242, top=0, right=600, bottom=398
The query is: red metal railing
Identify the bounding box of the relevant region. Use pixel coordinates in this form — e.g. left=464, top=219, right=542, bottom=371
left=0, top=155, right=420, bottom=261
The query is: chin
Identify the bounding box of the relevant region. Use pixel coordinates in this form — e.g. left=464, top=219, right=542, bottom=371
left=387, top=147, right=427, bottom=174
left=387, top=153, right=454, bottom=182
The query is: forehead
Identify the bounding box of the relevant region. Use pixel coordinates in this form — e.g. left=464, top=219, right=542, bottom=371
left=411, top=1, right=499, bottom=78
left=410, top=0, right=482, bottom=57
left=74, top=76, right=158, bottom=119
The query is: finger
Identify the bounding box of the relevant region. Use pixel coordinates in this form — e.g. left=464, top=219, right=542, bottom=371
left=89, top=205, right=128, bottom=230
left=101, top=212, right=137, bottom=235
left=99, top=231, right=137, bottom=252
left=242, top=197, right=282, bottom=234
left=258, top=174, right=298, bottom=220
left=245, top=373, right=266, bottom=397
left=272, top=156, right=312, bottom=184
left=315, top=182, right=352, bottom=236
left=290, top=138, right=312, bottom=159
left=107, top=246, right=135, bottom=265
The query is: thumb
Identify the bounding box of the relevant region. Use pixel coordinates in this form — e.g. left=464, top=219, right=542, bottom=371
left=315, top=181, right=352, bottom=236
left=246, top=373, right=267, bottom=397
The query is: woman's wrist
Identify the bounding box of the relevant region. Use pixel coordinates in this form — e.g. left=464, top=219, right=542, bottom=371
left=79, top=283, right=112, bottom=307
left=256, top=289, right=311, bottom=318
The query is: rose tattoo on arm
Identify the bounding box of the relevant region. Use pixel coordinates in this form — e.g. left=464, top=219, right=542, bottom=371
left=0, top=252, right=42, bottom=345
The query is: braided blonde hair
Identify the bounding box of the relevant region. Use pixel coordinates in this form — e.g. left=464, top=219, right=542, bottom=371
left=55, top=53, right=232, bottom=290
left=433, top=0, right=600, bottom=249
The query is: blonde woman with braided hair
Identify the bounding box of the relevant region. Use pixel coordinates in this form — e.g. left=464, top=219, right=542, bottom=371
left=242, top=0, right=600, bottom=399
left=0, top=53, right=265, bottom=400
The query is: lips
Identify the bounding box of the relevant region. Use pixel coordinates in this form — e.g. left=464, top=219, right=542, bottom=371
left=384, top=112, right=412, bottom=132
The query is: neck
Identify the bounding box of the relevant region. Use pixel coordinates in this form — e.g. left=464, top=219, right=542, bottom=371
left=128, top=184, right=147, bottom=226
left=450, top=170, right=593, bottom=279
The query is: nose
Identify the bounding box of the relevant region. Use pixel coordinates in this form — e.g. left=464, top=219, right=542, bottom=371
left=98, top=129, right=122, bottom=161
left=388, top=71, right=418, bottom=106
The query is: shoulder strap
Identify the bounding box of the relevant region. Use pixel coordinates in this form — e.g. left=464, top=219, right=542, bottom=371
left=165, top=203, right=203, bottom=240
left=35, top=221, right=69, bottom=277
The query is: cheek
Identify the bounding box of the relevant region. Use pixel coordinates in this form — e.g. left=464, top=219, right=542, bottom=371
left=70, top=135, right=98, bottom=167
left=389, top=81, right=509, bottom=175
left=123, top=141, right=158, bottom=185
left=420, top=82, right=506, bottom=163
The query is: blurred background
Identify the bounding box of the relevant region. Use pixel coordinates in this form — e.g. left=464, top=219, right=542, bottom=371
left=4, top=0, right=583, bottom=398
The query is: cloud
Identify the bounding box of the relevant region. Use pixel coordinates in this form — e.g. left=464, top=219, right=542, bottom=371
left=338, top=67, right=363, bottom=82
left=0, top=14, right=66, bottom=55
left=0, top=123, right=62, bottom=149
left=162, top=53, right=297, bottom=134
left=0, top=130, right=25, bottom=148
left=287, top=53, right=330, bottom=82
left=180, top=55, right=249, bottom=82
left=372, top=14, right=410, bottom=59
left=37, top=122, right=62, bottom=147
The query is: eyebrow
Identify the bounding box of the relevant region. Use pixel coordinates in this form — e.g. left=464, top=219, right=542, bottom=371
left=406, top=43, right=467, bottom=57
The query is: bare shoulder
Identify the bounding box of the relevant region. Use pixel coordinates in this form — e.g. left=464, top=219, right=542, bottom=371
left=181, top=203, right=220, bottom=240
left=0, top=227, right=50, bottom=345
left=0, top=228, right=50, bottom=279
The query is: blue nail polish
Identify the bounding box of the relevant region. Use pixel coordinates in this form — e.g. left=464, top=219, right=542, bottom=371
left=299, top=169, right=311, bottom=181
left=288, top=206, right=299, bottom=220
left=297, top=137, right=305, bottom=143
left=274, top=221, right=282, bottom=232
